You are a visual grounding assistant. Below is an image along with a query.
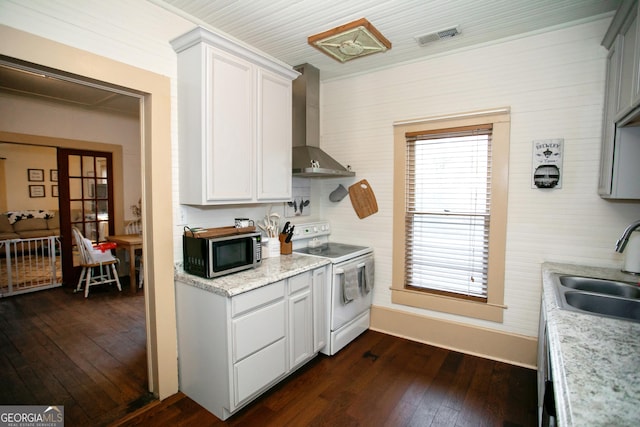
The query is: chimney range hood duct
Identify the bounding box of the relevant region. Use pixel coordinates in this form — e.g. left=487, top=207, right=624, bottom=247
left=292, top=63, right=355, bottom=177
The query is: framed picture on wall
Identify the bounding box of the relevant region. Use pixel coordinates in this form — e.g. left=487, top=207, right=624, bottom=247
left=50, top=169, right=58, bottom=182
left=29, top=185, right=45, bottom=198
left=51, top=185, right=59, bottom=197
left=28, top=168, right=44, bottom=182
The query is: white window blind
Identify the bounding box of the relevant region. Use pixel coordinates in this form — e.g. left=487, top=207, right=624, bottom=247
left=405, top=125, right=492, bottom=300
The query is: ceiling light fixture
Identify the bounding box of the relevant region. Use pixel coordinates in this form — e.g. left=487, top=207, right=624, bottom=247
left=308, top=18, right=391, bottom=63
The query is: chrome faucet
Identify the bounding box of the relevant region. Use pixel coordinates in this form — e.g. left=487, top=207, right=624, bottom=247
left=615, top=220, right=640, bottom=253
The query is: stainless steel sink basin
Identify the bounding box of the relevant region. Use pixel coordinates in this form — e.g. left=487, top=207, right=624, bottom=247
left=559, top=276, right=640, bottom=298
left=563, top=291, right=640, bottom=322
left=552, top=273, right=640, bottom=323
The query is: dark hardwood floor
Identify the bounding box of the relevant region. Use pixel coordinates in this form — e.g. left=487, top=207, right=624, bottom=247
left=1, top=284, right=538, bottom=426
left=114, top=330, right=538, bottom=427
left=0, top=280, right=151, bottom=426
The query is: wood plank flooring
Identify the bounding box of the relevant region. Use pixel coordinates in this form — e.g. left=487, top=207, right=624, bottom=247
left=0, top=284, right=538, bottom=426
left=114, top=330, right=538, bottom=427
left=0, top=281, right=150, bottom=426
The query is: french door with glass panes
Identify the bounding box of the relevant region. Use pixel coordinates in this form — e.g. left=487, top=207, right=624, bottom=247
left=57, top=149, right=115, bottom=286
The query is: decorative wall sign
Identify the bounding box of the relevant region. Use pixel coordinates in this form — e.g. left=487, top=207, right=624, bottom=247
left=28, top=168, right=44, bottom=182
left=50, top=169, right=58, bottom=182
left=29, top=185, right=46, bottom=198
left=51, top=185, right=59, bottom=197
left=532, top=139, right=563, bottom=189
left=286, top=178, right=311, bottom=217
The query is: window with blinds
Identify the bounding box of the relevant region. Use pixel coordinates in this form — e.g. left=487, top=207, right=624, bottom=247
left=404, top=125, right=492, bottom=301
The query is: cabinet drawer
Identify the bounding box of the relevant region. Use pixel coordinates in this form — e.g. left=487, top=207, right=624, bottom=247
left=233, top=300, right=285, bottom=362
left=232, top=280, right=285, bottom=317
left=288, top=271, right=311, bottom=294
left=233, top=338, right=286, bottom=407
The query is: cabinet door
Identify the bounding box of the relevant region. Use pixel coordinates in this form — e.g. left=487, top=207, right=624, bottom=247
left=289, top=288, right=312, bottom=369
left=288, top=272, right=313, bottom=369
left=206, top=47, right=255, bottom=202
left=634, top=4, right=640, bottom=106
left=599, top=36, right=623, bottom=196
left=537, top=300, right=548, bottom=424
left=617, top=14, right=638, bottom=118
left=312, top=267, right=327, bottom=353
left=256, top=69, right=292, bottom=201
left=611, top=126, right=640, bottom=198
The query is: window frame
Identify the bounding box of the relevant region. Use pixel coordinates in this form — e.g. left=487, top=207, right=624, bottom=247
left=392, top=109, right=510, bottom=322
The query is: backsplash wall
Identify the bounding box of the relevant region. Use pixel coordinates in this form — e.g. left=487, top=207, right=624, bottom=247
left=316, top=17, right=640, bottom=338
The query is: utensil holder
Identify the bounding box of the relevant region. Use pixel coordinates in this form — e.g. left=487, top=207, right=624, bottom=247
left=267, top=238, right=280, bottom=258
left=279, top=234, right=292, bottom=255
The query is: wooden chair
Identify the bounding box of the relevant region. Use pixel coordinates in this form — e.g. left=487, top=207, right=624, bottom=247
left=72, top=227, right=122, bottom=298
left=125, top=220, right=141, bottom=235
left=138, top=257, right=144, bottom=288
left=125, top=220, right=143, bottom=288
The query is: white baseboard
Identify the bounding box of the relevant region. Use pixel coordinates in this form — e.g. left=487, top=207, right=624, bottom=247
left=370, top=305, right=537, bottom=369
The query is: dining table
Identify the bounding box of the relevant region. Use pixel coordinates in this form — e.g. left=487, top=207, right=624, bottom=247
left=106, top=234, right=142, bottom=292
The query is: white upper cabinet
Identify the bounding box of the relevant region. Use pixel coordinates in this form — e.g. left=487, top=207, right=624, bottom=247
left=616, top=10, right=639, bottom=118
left=257, top=69, right=294, bottom=200
left=600, top=1, right=640, bottom=199
left=172, top=27, right=298, bottom=205
left=599, top=36, right=623, bottom=196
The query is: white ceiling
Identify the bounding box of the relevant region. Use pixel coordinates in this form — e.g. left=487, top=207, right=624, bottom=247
left=0, top=0, right=622, bottom=115
left=153, top=0, right=621, bottom=81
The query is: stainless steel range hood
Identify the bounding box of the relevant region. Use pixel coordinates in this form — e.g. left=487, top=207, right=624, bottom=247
left=292, top=63, right=355, bottom=177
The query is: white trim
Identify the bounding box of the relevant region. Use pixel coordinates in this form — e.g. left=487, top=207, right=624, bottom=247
left=393, top=107, right=510, bottom=127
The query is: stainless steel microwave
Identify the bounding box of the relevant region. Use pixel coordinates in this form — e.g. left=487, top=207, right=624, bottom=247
left=183, top=232, right=262, bottom=278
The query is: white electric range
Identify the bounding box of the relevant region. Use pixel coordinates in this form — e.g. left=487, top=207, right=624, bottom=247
left=291, top=222, right=374, bottom=356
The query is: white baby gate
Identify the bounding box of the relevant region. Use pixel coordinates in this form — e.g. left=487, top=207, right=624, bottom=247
left=0, top=236, right=62, bottom=297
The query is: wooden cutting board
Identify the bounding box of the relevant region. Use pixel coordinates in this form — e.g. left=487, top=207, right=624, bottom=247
left=184, top=226, right=256, bottom=239
left=349, top=179, right=378, bottom=219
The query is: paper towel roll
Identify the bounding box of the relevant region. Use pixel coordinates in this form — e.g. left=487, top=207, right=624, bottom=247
left=623, top=231, right=640, bottom=274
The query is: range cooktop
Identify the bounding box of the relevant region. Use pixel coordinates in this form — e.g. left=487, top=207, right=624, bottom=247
left=294, top=242, right=372, bottom=263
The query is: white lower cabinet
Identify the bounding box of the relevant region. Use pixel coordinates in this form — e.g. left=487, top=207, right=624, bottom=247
left=288, top=272, right=313, bottom=369
left=175, top=266, right=327, bottom=421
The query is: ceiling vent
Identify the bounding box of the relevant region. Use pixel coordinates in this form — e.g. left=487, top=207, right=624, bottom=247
left=415, top=26, right=461, bottom=46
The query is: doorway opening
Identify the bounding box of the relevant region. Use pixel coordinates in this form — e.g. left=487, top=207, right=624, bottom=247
left=0, top=56, right=151, bottom=423
left=0, top=24, right=178, bottom=401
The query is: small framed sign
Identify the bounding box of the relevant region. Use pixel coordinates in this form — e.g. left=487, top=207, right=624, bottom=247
left=50, top=169, right=58, bottom=182
left=51, top=185, right=59, bottom=197
left=28, top=168, right=44, bottom=182
left=532, top=139, right=563, bottom=189
left=29, top=185, right=46, bottom=198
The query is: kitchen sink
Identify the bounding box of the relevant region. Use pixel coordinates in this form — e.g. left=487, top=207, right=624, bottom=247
left=552, top=274, right=640, bottom=323
left=563, top=291, right=640, bottom=321
left=559, top=276, right=640, bottom=298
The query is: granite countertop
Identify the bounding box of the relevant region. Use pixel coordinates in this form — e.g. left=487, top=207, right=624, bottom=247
left=175, top=253, right=331, bottom=297
left=541, top=262, right=640, bottom=427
